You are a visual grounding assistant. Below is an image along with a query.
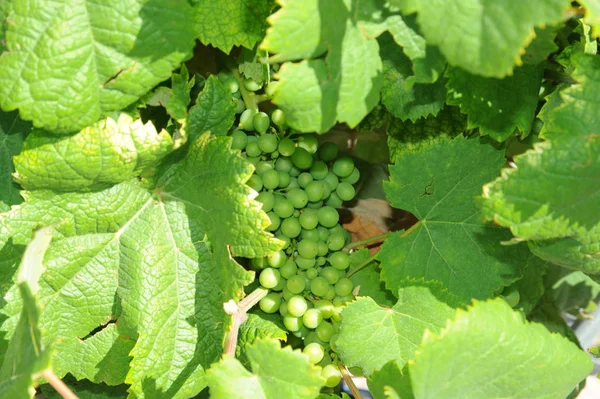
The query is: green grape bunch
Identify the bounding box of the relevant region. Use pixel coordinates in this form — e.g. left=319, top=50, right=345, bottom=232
left=225, top=75, right=361, bottom=387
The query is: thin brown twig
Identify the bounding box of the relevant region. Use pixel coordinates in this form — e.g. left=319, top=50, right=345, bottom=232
left=339, top=362, right=363, bottom=399
left=223, top=288, right=269, bottom=357
left=40, top=370, right=78, bottom=399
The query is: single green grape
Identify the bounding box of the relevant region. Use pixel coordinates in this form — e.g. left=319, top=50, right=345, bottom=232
left=298, top=172, right=313, bottom=188
left=306, top=268, right=318, bottom=279
left=323, top=172, right=339, bottom=190
left=278, top=171, right=290, bottom=188
left=314, top=299, right=335, bottom=319
left=256, top=191, right=274, bottom=212
left=321, top=267, right=340, bottom=284
left=287, top=188, right=309, bottom=209
left=302, top=309, right=323, bottom=329
left=301, top=228, right=320, bottom=242
left=274, top=198, right=294, bottom=219
left=262, top=169, right=280, bottom=190
left=317, top=206, right=339, bottom=228
left=336, top=182, right=355, bottom=201
left=326, top=192, right=343, bottom=208
left=259, top=268, right=281, bottom=289
left=278, top=138, right=296, bottom=157
left=321, top=181, right=331, bottom=200
left=279, top=302, right=289, bottom=316
left=342, top=167, right=360, bottom=184
left=326, top=233, right=345, bottom=251
left=267, top=250, right=287, bottom=268
left=296, top=134, right=319, bottom=154
left=244, top=78, right=262, bottom=92
left=253, top=112, right=271, bottom=134
left=334, top=277, right=353, bottom=296
left=235, top=98, right=245, bottom=114
left=329, top=251, right=350, bottom=270
left=247, top=174, right=263, bottom=191
left=281, top=217, right=301, bottom=238
left=316, top=256, right=326, bottom=266
left=283, top=315, right=303, bottom=332
left=316, top=321, right=335, bottom=342
left=250, top=257, right=267, bottom=270
left=287, top=295, right=308, bottom=317
left=310, top=277, right=330, bottom=297
left=502, top=286, right=521, bottom=308
left=305, top=181, right=324, bottom=202
left=299, top=208, right=319, bottom=230
left=280, top=259, right=298, bottom=279
left=266, top=212, right=280, bottom=231
left=255, top=161, right=273, bottom=175
left=321, top=364, right=342, bottom=388
left=324, top=286, right=336, bottom=300
left=333, top=156, right=354, bottom=177
left=298, top=239, right=319, bottom=259
left=258, top=133, right=278, bottom=153
left=259, top=292, right=281, bottom=314
left=303, top=342, right=325, bottom=364
left=318, top=142, right=339, bottom=162
left=230, top=130, right=248, bottom=150
left=304, top=331, right=326, bottom=347
left=317, top=242, right=328, bottom=256
left=295, top=255, right=316, bottom=269
left=289, top=166, right=301, bottom=177
left=275, top=157, right=293, bottom=172
left=287, top=177, right=300, bottom=190
left=318, top=226, right=330, bottom=241
left=287, top=274, right=306, bottom=294
left=291, top=147, right=313, bottom=170
left=239, top=109, right=257, bottom=131
left=271, top=109, right=286, bottom=126
left=245, top=141, right=262, bottom=157
left=310, top=161, right=328, bottom=180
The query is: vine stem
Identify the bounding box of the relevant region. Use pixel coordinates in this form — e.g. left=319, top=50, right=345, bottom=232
left=231, top=69, right=258, bottom=112
left=339, top=362, right=363, bottom=399
left=223, top=288, right=269, bottom=357
left=41, top=370, right=78, bottom=399
left=344, top=233, right=389, bottom=250
left=346, top=254, right=377, bottom=278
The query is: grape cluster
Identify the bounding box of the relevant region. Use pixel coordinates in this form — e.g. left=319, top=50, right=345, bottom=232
left=225, top=77, right=360, bottom=387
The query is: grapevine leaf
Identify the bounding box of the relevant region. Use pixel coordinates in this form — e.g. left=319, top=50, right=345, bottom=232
left=0, top=134, right=281, bottom=398
left=368, top=362, right=414, bottom=399
left=194, top=0, right=274, bottom=53
left=238, top=47, right=269, bottom=85
left=167, top=65, right=194, bottom=122
left=508, top=254, right=548, bottom=315
left=13, top=114, right=174, bottom=192
left=0, top=1, right=10, bottom=52
left=0, top=0, right=196, bottom=134
left=408, top=299, right=592, bottom=399
left=392, top=0, right=568, bottom=77
left=336, top=285, right=456, bottom=376
left=380, top=136, right=528, bottom=301
left=548, top=267, right=600, bottom=314
left=379, top=33, right=446, bottom=122
left=262, top=0, right=385, bottom=132
left=0, top=110, right=29, bottom=210
left=187, top=76, right=237, bottom=140
left=206, top=339, right=325, bottom=399
left=579, top=0, right=600, bottom=37
left=348, top=249, right=395, bottom=307
left=236, top=312, right=287, bottom=368
left=482, top=55, right=600, bottom=272
left=522, top=27, right=559, bottom=65
left=446, top=64, right=544, bottom=142
left=386, top=106, right=466, bottom=162
left=0, top=227, right=53, bottom=398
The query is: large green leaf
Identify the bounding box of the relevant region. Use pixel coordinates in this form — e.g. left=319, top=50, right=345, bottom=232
left=0, top=0, right=195, bottom=134
left=392, top=0, right=568, bottom=77
left=336, top=285, right=457, bottom=376
left=206, top=339, right=324, bottom=399
left=187, top=75, right=237, bottom=140
left=406, top=299, right=592, bottom=399
left=236, top=312, right=287, bottom=368
left=13, top=114, right=173, bottom=192
left=0, top=110, right=29, bottom=211
left=379, top=136, right=528, bottom=301
left=579, top=0, right=600, bottom=37
left=446, top=64, right=543, bottom=141
left=0, top=227, right=53, bottom=398
left=0, top=134, right=281, bottom=397
left=482, top=54, right=600, bottom=272
left=194, top=0, right=274, bottom=53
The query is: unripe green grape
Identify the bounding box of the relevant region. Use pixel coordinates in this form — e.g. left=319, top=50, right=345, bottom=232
left=287, top=178, right=300, bottom=190
left=287, top=188, right=309, bottom=209
left=305, top=181, right=325, bottom=202
left=253, top=112, right=271, bottom=134
left=317, top=256, right=326, bottom=266
left=289, top=166, right=301, bottom=177
left=321, top=182, right=331, bottom=200
left=315, top=299, right=335, bottom=319
left=317, top=242, right=328, bottom=256
left=318, top=142, right=339, bottom=162
left=275, top=233, right=291, bottom=249
left=333, top=156, right=354, bottom=177
left=336, top=182, right=355, bottom=201
left=306, top=268, right=318, bottom=279
left=287, top=275, right=306, bottom=294
left=316, top=321, right=335, bottom=342
left=267, top=250, right=287, bottom=268
left=280, top=259, right=298, bottom=279
left=283, top=315, right=303, bottom=332
left=321, top=364, right=341, bottom=388
left=329, top=334, right=339, bottom=351
left=318, top=226, right=329, bottom=241
left=307, top=200, right=323, bottom=209
left=250, top=257, right=267, bottom=270
left=317, top=206, right=339, bottom=228
left=321, top=267, right=340, bottom=284
left=244, top=78, right=262, bottom=92
left=299, top=208, right=319, bottom=230
left=310, top=161, right=328, bottom=180
left=324, top=286, right=336, bottom=300
left=335, top=277, right=353, bottom=296
left=259, top=292, right=281, bottom=314
left=262, top=169, right=280, bottom=190
left=301, top=228, right=320, bottom=242
left=291, top=147, right=313, bottom=170
left=298, top=239, right=319, bottom=258
left=303, top=342, right=325, bottom=364
left=271, top=150, right=280, bottom=158
left=296, top=134, right=319, bottom=154
left=325, top=192, right=343, bottom=208
left=282, top=286, right=294, bottom=301
left=271, top=109, right=286, bottom=127
left=235, top=98, right=245, bottom=114
left=287, top=295, right=308, bottom=317
left=297, top=172, right=313, bottom=188
left=302, top=309, right=323, bottom=330
left=277, top=138, right=296, bottom=157
left=295, top=255, right=316, bottom=269
left=310, top=276, right=330, bottom=297
left=240, top=109, right=257, bottom=131
left=342, top=167, right=360, bottom=184
left=259, top=268, right=281, bottom=289
left=248, top=174, right=263, bottom=191
left=266, top=212, right=280, bottom=231
left=502, top=286, right=521, bottom=308
left=281, top=217, right=301, bottom=238
left=278, top=171, right=290, bottom=188
left=258, top=133, right=278, bottom=153
left=279, top=302, right=289, bottom=316
left=255, top=160, right=274, bottom=175
left=329, top=251, right=350, bottom=270
left=275, top=157, right=293, bottom=172
left=246, top=156, right=260, bottom=166
left=256, top=191, right=274, bottom=212
left=232, top=89, right=242, bottom=99
left=230, top=130, right=248, bottom=150
left=265, top=81, right=277, bottom=97
left=326, top=233, right=345, bottom=251
left=245, top=141, right=262, bottom=157
left=273, top=198, right=294, bottom=218
left=323, top=172, right=339, bottom=190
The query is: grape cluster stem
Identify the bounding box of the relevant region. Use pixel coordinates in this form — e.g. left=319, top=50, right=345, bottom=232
left=339, top=362, right=364, bottom=399
left=223, top=288, right=269, bottom=357
left=41, top=370, right=77, bottom=399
